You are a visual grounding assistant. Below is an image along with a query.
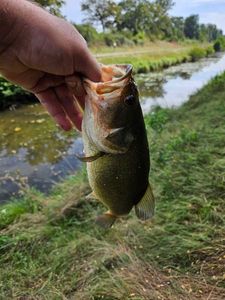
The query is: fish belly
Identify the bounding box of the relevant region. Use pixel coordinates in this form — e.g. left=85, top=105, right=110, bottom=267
left=87, top=144, right=149, bottom=216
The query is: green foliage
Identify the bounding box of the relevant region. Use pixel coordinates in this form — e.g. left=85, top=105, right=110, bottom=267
left=75, top=23, right=101, bottom=45
left=213, top=36, right=225, bottom=52
left=132, top=31, right=146, bottom=45
left=80, top=1, right=222, bottom=44
left=205, top=45, right=215, bottom=56
left=145, top=107, right=170, bottom=133
left=189, top=47, right=206, bottom=62
left=0, top=77, right=34, bottom=110
left=184, top=15, right=200, bottom=39
left=103, top=32, right=134, bottom=47
left=81, top=0, right=118, bottom=32
left=33, top=0, right=65, bottom=16
left=0, top=191, right=42, bottom=229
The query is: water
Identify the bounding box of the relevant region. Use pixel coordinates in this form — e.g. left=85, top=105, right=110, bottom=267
left=1, top=53, right=225, bottom=202
left=138, top=53, right=225, bottom=113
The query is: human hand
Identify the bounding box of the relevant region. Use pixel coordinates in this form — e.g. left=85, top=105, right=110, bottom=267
left=0, top=0, right=101, bottom=131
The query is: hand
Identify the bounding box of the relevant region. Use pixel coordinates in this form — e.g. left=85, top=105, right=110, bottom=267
left=0, top=0, right=101, bottom=131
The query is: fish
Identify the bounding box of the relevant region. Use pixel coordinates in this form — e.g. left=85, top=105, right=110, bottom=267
left=80, top=64, right=155, bottom=229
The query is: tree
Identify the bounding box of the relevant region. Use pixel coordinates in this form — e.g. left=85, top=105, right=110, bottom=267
left=32, top=0, right=65, bottom=16
left=81, top=0, right=118, bottom=32
left=170, top=17, right=185, bottom=40
left=184, top=15, right=200, bottom=40
left=115, top=0, right=174, bottom=38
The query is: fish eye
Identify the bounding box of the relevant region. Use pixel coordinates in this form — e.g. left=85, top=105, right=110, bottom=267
left=124, top=95, right=135, bottom=106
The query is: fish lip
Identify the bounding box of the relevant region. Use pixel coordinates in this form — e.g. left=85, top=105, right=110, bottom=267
left=109, top=64, right=133, bottom=84
left=84, top=64, right=133, bottom=85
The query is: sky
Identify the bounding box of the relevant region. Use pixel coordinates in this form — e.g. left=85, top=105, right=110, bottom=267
left=61, top=0, right=225, bottom=33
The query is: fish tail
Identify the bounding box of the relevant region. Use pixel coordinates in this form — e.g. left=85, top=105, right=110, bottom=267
left=135, top=183, right=155, bottom=221
left=95, top=211, right=117, bottom=229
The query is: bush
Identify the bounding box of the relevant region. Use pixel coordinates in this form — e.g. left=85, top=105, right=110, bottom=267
left=132, top=31, right=146, bottom=45
left=0, top=77, right=34, bottom=110
left=75, top=23, right=101, bottom=45
left=205, top=46, right=215, bottom=56
left=213, top=36, right=225, bottom=52
left=189, top=47, right=206, bottom=62
left=103, top=33, right=134, bottom=47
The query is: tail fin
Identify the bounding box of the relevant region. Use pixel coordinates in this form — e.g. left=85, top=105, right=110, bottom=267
left=96, top=212, right=117, bottom=229
left=135, top=183, right=155, bottom=220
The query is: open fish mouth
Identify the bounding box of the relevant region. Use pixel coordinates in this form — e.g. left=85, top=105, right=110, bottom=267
left=83, top=64, right=133, bottom=97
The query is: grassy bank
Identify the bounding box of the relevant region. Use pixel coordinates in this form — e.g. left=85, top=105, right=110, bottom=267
left=97, top=41, right=213, bottom=73
left=0, top=71, right=225, bottom=299
left=0, top=41, right=213, bottom=110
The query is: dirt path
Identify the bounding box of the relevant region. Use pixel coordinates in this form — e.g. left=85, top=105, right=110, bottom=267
left=95, top=49, right=153, bottom=58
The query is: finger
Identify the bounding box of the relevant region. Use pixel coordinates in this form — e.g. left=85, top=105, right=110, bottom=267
left=65, top=74, right=86, bottom=109
left=32, top=74, right=65, bottom=94
left=55, top=84, right=83, bottom=131
left=36, top=89, right=72, bottom=131
left=75, top=46, right=102, bottom=82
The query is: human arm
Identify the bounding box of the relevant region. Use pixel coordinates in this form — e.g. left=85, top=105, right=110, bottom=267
left=0, top=0, right=101, bottom=131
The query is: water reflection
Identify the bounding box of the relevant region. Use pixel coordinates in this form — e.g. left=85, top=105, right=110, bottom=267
left=137, top=53, right=225, bottom=113
left=0, top=105, right=82, bottom=203
left=1, top=53, right=225, bottom=202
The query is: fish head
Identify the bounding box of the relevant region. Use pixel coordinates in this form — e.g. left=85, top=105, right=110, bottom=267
left=83, top=64, right=141, bottom=154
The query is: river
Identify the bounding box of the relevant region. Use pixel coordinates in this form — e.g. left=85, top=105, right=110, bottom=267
left=1, top=53, right=225, bottom=203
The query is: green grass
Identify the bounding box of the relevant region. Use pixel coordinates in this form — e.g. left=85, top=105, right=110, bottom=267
left=0, top=72, right=225, bottom=299
left=97, top=41, right=213, bottom=73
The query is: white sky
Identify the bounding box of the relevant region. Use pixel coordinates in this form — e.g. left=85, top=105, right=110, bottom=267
left=61, top=0, right=225, bottom=32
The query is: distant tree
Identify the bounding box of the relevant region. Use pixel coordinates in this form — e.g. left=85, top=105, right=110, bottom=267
left=184, top=15, right=200, bottom=39
left=81, top=0, right=118, bottom=32
left=155, top=0, right=174, bottom=14
left=32, top=0, right=65, bottom=16
left=116, top=0, right=174, bottom=38
left=170, top=17, right=185, bottom=40
left=75, top=23, right=100, bottom=45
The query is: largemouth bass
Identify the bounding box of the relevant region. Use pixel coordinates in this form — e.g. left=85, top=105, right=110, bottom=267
left=81, top=64, right=155, bottom=228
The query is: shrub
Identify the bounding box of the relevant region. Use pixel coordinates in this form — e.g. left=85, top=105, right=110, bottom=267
left=103, top=33, right=134, bottom=47
left=132, top=31, right=146, bottom=45
left=205, top=46, right=215, bottom=56
left=189, top=47, right=206, bottom=62
left=0, top=77, right=34, bottom=110
left=213, top=36, right=225, bottom=52
left=75, top=23, right=102, bottom=45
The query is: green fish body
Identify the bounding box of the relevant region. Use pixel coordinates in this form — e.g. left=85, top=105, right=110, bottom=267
left=82, top=65, right=154, bottom=228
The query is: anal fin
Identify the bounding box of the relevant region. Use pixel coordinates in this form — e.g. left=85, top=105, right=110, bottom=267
left=96, top=212, right=117, bottom=229
left=135, top=183, right=155, bottom=221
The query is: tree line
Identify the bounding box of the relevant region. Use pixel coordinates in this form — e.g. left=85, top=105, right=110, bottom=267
left=78, top=0, right=223, bottom=46
left=30, top=0, right=224, bottom=47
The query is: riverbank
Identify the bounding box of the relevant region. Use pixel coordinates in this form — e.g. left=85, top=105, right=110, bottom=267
left=0, top=41, right=213, bottom=110
left=97, top=41, right=213, bottom=73
left=0, top=71, right=225, bottom=298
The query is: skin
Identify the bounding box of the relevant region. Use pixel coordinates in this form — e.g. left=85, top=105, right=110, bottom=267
left=0, top=0, right=101, bottom=131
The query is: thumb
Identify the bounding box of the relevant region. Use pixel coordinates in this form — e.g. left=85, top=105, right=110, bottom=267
left=75, top=46, right=102, bottom=82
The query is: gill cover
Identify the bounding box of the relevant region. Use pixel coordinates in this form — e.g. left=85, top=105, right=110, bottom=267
left=83, top=64, right=136, bottom=154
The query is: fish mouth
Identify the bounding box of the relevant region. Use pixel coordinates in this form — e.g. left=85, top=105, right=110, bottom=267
left=83, top=64, right=133, bottom=97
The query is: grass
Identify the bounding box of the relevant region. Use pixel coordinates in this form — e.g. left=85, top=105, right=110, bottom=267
left=96, top=41, right=213, bottom=73
left=0, top=72, right=225, bottom=299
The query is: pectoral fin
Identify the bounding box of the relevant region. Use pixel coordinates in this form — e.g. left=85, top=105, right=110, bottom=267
left=75, top=152, right=105, bottom=162
left=86, top=191, right=97, bottom=200
left=106, top=127, right=134, bottom=152
left=135, top=183, right=155, bottom=220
